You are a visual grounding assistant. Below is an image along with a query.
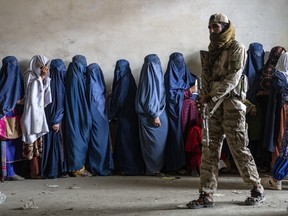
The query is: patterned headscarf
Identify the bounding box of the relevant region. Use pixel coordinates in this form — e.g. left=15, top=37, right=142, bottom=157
left=257, top=46, right=286, bottom=95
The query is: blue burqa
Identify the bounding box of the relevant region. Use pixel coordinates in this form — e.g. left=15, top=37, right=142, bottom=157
left=242, top=43, right=265, bottom=104
left=0, top=56, right=23, bottom=178
left=164, top=52, right=197, bottom=171
left=42, top=59, right=66, bottom=178
left=0, top=56, right=23, bottom=118
left=135, top=54, right=168, bottom=175
left=64, top=55, right=92, bottom=172
left=86, top=63, right=113, bottom=176
left=109, top=59, right=145, bottom=175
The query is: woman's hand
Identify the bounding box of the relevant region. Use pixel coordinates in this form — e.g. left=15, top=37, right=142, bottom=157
left=16, top=98, right=25, bottom=105
left=40, top=65, right=49, bottom=80
left=151, top=117, right=161, bottom=127
left=248, top=106, right=257, bottom=118
left=52, top=124, right=60, bottom=133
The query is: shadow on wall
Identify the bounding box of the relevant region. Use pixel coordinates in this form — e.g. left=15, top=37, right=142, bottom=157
left=19, top=60, right=30, bottom=74
left=19, top=59, right=76, bottom=75
left=186, top=51, right=202, bottom=77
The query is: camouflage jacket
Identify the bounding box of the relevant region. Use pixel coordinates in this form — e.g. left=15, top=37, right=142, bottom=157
left=201, top=40, right=247, bottom=111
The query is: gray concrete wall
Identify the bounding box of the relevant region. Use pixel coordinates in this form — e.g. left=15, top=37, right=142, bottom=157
left=0, top=0, right=287, bottom=87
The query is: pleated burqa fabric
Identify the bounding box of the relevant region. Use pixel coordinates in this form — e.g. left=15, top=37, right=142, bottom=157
left=164, top=52, right=197, bottom=172
left=109, top=59, right=145, bottom=175
left=135, top=54, right=168, bottom=175
left=86, top=63, right=113, bottom=176
left=42, top=59, right=66, bottom=178
left=243, top=43, right=265, bottom=157
left=64, top=55, right=92, bottom=172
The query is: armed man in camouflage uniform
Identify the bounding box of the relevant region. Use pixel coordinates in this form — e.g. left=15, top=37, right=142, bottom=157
left=186, top=13, right=265, bottom=209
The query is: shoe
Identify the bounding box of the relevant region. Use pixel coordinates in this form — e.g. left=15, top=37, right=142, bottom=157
left=71, top=167, right=92, bottom=177
left=30, top=175, right=45, bottom=179
left=257, top=166, right=270, bottom=173
left=261, top=176, right=282, bottom=190
left=244, top=184, right=265, bottom=205
left=154, top=172, right=165, bottom=177
left=177, top=169, right=188, bottom=175
left=190, top=170, right=200, bottom=177
left=186, top=192, right=215, bottom=209
left=59, top=174, right=69, bottom=178
left=6, top=174, right=25, bottom=181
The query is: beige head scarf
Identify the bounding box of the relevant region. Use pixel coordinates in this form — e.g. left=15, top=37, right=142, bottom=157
left=275, top=52, right=288, bottom=81
left=208, top=13, right=235, bottom=68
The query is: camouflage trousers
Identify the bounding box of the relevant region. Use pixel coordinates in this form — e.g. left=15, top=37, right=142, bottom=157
left=200, top=106, right=260, bottom=194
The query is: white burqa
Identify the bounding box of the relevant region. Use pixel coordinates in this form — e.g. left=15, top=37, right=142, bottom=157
left=21, top=55, right=52, bottom=143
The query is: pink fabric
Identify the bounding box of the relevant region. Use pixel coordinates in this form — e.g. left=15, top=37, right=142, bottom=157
left=185, top=124, right=202, bottom=153
left=0, top=115, right=22, bottom=140
left=181, top=90, right=202, bottom=171
left=185, top=123, right=202, bottom=171
left=181, top=90, right=200, bottom=142
left=0, top=117, right=7, bottom=140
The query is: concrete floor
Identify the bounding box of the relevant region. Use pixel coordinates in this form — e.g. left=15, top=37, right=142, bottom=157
left=0, top=174, right=287, bottom=216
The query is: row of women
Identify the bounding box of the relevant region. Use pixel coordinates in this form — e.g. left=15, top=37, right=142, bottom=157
left=241, top=43, right=288, bottom=178
left=0, top=52, right=199, bottom=180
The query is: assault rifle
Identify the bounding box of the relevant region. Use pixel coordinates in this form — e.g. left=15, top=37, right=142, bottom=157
left=199, top=51, right=226, bottom=147
left=198, top=74, right=210, bottom=147
left=199, top=50, right=210, bottom=147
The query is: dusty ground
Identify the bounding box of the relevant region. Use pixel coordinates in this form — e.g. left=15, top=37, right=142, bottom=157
left=0, top=174, right=288, bottom=216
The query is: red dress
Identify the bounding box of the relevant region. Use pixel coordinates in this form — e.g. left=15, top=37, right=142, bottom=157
left=185, top=119, right=202, bottom=173
left=180, top=90, right=202, bottom=173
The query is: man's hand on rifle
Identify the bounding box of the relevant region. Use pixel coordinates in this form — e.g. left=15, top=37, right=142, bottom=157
left=197, top=95, right=212, bottom=113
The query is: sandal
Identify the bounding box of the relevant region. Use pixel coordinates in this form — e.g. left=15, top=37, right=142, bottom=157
left=244, top=185, right=265, bottom=205
left=186, top=192, right=215, bottom=209
left=59, top=173, right=70, bottom=178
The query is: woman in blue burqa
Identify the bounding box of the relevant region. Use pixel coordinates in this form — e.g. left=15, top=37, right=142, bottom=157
left=42, top=59, right=66, bottom=178
left=109, top=59, right=145, bottom=175
left=86, top=63, right=113, bottom=176
left=164, top=52, right=197, bottom=173
left=64, top=55, right=92, bottom=177
left=135, top=54, right=168, bottom=176
left=0, top=56, right=24, bottom=181
left=242, top=43, right=265, bottom=167
left=242, top=43, right=265, bottom=104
